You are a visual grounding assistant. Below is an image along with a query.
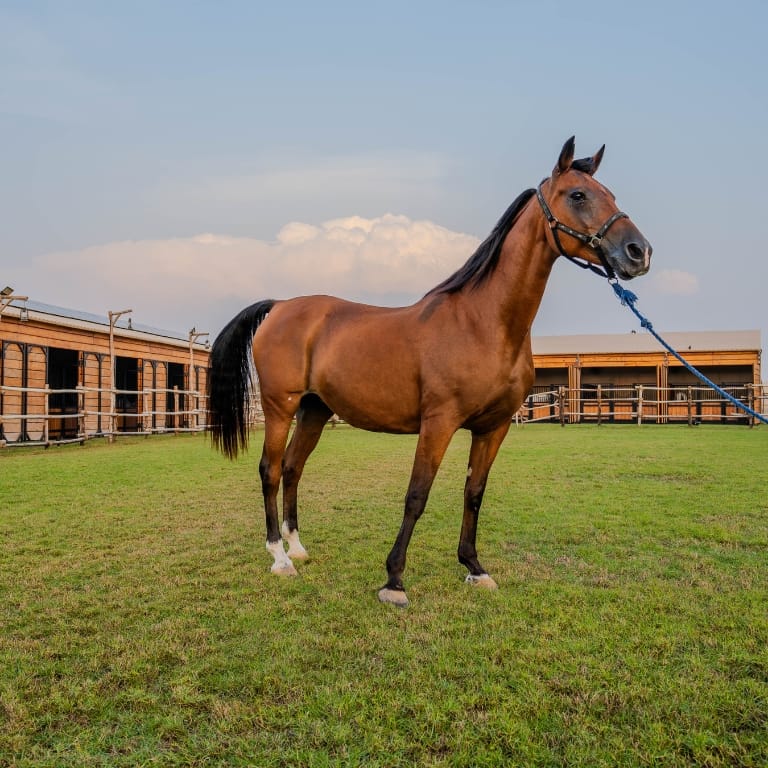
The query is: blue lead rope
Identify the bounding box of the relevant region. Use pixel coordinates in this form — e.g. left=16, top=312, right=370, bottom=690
left=610, top=281, right=768, bottom=426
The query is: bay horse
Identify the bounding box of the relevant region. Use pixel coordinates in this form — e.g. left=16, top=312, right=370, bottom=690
left=208, top=138, right=652, bottom=606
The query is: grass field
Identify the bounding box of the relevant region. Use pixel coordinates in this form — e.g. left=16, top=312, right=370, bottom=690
left=1, top=424, right=767, bottom=767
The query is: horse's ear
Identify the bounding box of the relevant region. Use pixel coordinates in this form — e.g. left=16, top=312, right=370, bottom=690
left=554, top=136, right=575, bottom=176
left=572, top=144, right=606, bottom=176
left=590, top=144, right=605, bottom=175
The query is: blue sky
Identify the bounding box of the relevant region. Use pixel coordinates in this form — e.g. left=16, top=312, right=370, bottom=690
left=2, top=1, right=767, bottom=363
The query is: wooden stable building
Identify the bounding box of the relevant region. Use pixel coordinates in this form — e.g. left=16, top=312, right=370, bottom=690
left=0, top=288, right=764, bottom=445
left=526, top=330, right=763, bottom=424
left=0, top=294, right=210, bottom=446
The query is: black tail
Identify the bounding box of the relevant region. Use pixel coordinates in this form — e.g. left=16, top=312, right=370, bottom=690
left=208, top=299, right=276, bottom=459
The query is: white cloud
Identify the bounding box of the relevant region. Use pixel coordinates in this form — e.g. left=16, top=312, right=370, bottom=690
left=29, top=215, right=479, bottom=333
left=653, top=269, right=699, bottom=295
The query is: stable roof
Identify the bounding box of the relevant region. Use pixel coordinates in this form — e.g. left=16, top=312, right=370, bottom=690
left=532, top=330, right=761, bottom=356
left=2, top=299, right=207, bottom=350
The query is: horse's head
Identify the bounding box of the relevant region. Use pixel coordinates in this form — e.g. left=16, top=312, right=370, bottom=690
left=537, top=137, right=652, bottom=281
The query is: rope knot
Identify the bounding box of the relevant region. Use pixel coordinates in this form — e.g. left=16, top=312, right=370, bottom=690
left=611, top=282, right=638, bottom=307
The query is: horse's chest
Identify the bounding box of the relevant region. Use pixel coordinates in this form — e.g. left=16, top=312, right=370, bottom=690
left=456, top=349, right=533, bottom=425
left=481, top=346, right=533, bottom=393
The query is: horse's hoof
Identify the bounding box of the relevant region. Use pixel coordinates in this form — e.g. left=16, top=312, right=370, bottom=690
left=271, top=563, right=298, bottom=576
left=286, top=546, right=309, bottom=561
left=378, top=587, right=409, bottom=607
left=465, top=573, right=498, bottom=589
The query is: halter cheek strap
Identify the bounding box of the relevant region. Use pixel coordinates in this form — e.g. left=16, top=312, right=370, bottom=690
left=536, top=180, right=628, bottom=281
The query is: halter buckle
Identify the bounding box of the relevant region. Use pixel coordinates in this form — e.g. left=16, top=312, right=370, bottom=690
left=587, top=234, right=603, bottom=249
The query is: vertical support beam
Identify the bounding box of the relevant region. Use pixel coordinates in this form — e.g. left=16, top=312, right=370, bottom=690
left=687, top=386, right=693, bottom=427
left=43, top=384, right=50, bottom=445
left=142, top=388, right=149, bottom=434
left=596, top=384, right=602, bottom=426
left=107, top=309, right=132, bottom=443
left=657, top=357, right=669, bottom=424
left=77, top=384, right=85, bottom=442
left=21, top=343, right=28, bottom=442
left=568, top=357, right=581, bottom=424
left=188, top=329, right=208, bottom=433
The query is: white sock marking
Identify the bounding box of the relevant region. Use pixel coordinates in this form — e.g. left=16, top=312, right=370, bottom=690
left=266, top=539, right=295, bottom=573
left=281, top=521, right=308, bottom=559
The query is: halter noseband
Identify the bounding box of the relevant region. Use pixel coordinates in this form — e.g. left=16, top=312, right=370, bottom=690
left=536, top=179, right=628, bottom=281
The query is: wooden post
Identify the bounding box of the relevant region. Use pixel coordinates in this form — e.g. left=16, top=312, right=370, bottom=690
left=77, top=384, right=85, bottom=444
left=658, top=357, right=669, bottom=424
left=637, top=384, right=643, bottom=425
left=568, top=359, right=581, bottom=424
left=43, top=384, right=50, bottom=446
left=142, top=389, right=149, bottom=434
left=108, top=309, right=132, bottom=443
left=687, top=386, right=693, bottom=427
left=108, top=317, right=116, bottom=441
left=597, top=384, right=602, bottom=426
left=558, top=386, right=566, bottom=427
left=188, top=329, right=209, bottom=433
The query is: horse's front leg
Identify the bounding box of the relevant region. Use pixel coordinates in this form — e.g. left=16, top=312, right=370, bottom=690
left=459, top=422, right=511, bottom=589
left=379, top=420, right=455, bottom=607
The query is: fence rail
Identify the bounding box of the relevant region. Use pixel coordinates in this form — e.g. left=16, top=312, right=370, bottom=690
left=518, top=384, right=767, bottom=426
left=2, top=382, right=765, bottom=447
left=0, top=383, right=210, bottom=447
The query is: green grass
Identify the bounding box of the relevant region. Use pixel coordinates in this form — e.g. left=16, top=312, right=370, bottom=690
left=1, top=425, right=767, bottom=767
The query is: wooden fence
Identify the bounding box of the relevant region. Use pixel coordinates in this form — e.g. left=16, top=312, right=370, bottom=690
left=519, top=384, right=767, bottom=426
left=2, top=381, right=765, bottom=447
left=0, top=382, right=210, bottom=447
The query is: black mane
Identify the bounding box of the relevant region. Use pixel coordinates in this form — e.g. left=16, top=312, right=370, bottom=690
left=425, top=188, right=536, bottom=296
left=571, top=157, right=597, bottom=174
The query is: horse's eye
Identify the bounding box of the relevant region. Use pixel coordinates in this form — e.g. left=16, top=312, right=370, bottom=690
left=569, top=190, right=587, bottom=203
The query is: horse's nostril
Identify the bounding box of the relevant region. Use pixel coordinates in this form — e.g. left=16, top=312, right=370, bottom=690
left=626, top=242, right=645, bottom=262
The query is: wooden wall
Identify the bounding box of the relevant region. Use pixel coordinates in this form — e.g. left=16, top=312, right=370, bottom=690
left=529, top=347, right=761, bottom=424
left=0, top=311, right=210, bottom=443
left=0, top=315, right=198, bottom=362
left=534, top=349, right=760, bottom=385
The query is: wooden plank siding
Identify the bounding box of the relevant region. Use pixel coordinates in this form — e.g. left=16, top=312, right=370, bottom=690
left=1, top=304, right=210, bottom=446
left=1, top=301, right=764, bottom=442
left=523, top=331, right=763, bottom=425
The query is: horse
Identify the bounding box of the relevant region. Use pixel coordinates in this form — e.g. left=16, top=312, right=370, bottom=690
left=207, top=137, right=652, bottom=606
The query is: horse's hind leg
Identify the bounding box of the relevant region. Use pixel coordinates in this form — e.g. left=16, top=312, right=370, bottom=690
left=458, top=422, right=511, bottom=589
left=281, top=395, right=333, bottom=560
left=259, top=411, right=296, bottom=575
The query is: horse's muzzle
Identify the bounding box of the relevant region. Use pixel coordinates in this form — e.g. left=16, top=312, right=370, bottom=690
left=611, top=238, right=652, bottom=280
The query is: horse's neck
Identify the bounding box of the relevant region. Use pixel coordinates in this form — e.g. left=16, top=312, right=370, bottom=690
left=476, top=205, right=557, bottom=342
